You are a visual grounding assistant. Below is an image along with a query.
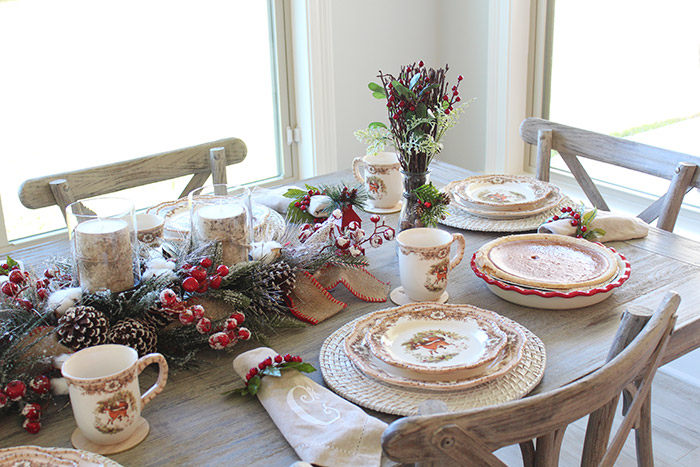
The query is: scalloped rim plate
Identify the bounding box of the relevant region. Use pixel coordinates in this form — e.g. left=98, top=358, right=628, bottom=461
left=364, top=305, right=508, bottom=376
left=452, top=175, right=553, bottom=212
left=0, top=446, right=122, bottom=466
left=445, top=182, right=564, bottom=220
left=471, top=247, right=631, bottom=309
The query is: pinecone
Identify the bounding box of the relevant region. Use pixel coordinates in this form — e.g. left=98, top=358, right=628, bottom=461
left=261, top=261, right=297, bottom=295
left=107, top=318, right=158, bottom=356
left=439, top=192, right=451, bottom=206
left=141, top=306, right=177, bottom=329
left=56, top=306, right=109, bottom=350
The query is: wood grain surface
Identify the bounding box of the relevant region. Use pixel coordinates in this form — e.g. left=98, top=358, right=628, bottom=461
left=2, top=161, right=700, bottom=467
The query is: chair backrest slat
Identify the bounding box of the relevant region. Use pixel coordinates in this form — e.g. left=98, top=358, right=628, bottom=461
left=18, top=137, right=246, bottom=211
left=520, top=117, right=699, bottom=232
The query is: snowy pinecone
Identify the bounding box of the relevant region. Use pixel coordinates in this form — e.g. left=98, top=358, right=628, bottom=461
left=107, top=318, right=158, bottom=356
left=261, top=261, right=297, bottom=295
left=56, top=306, right=109, bottom=350
left=141, top=306, right=177, bottom=329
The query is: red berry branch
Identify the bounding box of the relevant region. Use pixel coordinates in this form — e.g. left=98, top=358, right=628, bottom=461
left=238, top=354, right=316, bottom=396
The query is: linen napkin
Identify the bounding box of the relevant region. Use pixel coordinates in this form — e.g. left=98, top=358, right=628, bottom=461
left=538, top=209, right=649, bottom=242
left=251, top=186, right=297, bottom=214
left=233, top=347, right=387, bottom=467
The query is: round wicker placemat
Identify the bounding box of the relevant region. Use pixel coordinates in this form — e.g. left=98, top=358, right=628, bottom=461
left=439, top=181, right=573, bottom=232
left=320, top=309, right=546, bottom=416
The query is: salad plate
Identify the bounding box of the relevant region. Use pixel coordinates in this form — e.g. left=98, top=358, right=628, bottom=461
left=0, top=445, right=122, bottom=466
left=452, top=175, right=552, bottom=212
left=343, top=303, right=527, bottom=390
left=364, top=305, right=507, bottom=377
left=446, top=183, right=564, bottom=220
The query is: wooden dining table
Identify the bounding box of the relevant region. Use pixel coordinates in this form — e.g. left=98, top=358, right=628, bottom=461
left=2, top=161, right=700, bottom=466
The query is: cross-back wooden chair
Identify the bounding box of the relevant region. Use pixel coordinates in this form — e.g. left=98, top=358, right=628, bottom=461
left=382, top=291, right=680, bottom=467
left=18, top=137, right=246, bottom=221
left=520, top=117, right=700, bottom=232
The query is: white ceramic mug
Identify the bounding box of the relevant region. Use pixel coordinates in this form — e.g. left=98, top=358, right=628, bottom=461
left=352, top=152, right=402, bottom=209
left=61, top=344, right=168, bottom=445
left=396, top=228, right=466, bottom=301
left=135, top=213, right=165, bottom=245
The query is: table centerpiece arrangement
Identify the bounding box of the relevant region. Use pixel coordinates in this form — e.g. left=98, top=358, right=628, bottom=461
left=356, top=61, right=473, bottom=231
left=0, top=184, right=395, bottom=434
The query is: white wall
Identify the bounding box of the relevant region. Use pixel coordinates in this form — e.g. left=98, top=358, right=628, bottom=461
left=328, top=0, right=490, bottom=174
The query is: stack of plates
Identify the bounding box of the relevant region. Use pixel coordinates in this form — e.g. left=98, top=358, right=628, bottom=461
left=320, top=302, right=546, bottom=415
left=471, top=233, right=631, bottom=309
left=147, top=198, right=286, bottom=243
left=0, top=446, right=121, bottom=466
left=440, top=175, right=570, bottom=232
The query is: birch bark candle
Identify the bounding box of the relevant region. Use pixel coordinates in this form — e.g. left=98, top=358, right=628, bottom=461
left=189, top=185, right=251, bottom=266
left=67, top=198, right=138, bottom=293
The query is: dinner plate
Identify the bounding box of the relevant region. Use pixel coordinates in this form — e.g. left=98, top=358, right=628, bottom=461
left=364, top=305, right=508, bottom=377
left=471, top=246, right=631, bottom=310
left=446, top=182, right=564, bottom=220
left=452, top=175, right=552, bottom=212
left=343, top=303, right=527, bottom=390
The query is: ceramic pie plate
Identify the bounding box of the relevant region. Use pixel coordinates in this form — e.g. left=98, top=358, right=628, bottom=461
left=0, top=445, right=122, bottom=466
left=364, top=305, right=508, bottom=376
left=343, top=303, right=528, bottom=390
left=471, top=246, right=631, bottom=310
left=322, top=305, right=545, bottom=415
left=448, top=184, right=564, bottom=220
left=451, top=175, right=553, bottom=212
left=473, top=234, right=620, bottom=290
left=147, top=198, right=285, bottom=242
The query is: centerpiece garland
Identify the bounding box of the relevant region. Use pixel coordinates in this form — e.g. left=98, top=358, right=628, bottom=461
left=0, top=184, right=394, bottom=433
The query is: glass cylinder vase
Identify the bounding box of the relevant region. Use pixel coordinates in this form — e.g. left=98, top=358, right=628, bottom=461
left=66, top=197, right=139, bottom=293
left=398, top=170, right=430, bottom=231
left=188, top=184, right=252, bottom=266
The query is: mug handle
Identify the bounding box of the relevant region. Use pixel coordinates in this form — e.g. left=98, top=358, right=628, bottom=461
left=352, top=157, right=365, bottom=183
left=136, top=353, right=169, bottom=408
left=449, top=233, right=466, bottom=270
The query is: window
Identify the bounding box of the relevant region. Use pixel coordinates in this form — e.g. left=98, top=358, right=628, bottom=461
left=0, top=0, right=294, bottom=250
left=532, top=0, right=700, bottom=235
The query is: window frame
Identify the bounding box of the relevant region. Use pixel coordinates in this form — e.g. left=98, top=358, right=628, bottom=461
left=0, top=0, right=296, bottom=254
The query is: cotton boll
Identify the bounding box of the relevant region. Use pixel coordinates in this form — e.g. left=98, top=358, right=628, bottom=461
left=250, top=241, right=282, bottom=263
left=145, top=257, right=176, bottom=271
left=142, top=268, right=177, bottom=281
left=50, top=377, right=69, bottom=396
left=47, top=287, right=83, bottom=317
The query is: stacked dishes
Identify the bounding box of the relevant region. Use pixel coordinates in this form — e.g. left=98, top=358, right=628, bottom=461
left=472, top=233, right=631, bottom=309
left=147, top=198, right=285, bottom=243
left=440, top=175, right=569, bottom=232
left=320, top=302, right=546, bottom=415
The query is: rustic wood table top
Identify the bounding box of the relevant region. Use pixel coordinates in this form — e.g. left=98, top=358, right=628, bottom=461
left=2, top=161, right=699, bottom=466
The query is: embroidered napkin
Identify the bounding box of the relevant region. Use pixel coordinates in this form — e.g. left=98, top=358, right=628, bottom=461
left=538, top=209, right=649, bottom=242
left=233, top=347, right=387, bottom=467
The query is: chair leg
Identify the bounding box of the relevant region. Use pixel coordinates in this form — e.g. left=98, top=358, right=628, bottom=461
left=534, top=428, right=566, bottom=467
left=581, top=396, right=618, bottom=467
left=519, top=440, right=536, bottom=467
left=634, top=391, right=654, bottom=467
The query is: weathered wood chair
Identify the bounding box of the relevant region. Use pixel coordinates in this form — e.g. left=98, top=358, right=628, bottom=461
left=18, top=138, right=246, bottom=221
left=520, top=117, right=700, bottom=232
left=382, top=291, right=680, bottom=467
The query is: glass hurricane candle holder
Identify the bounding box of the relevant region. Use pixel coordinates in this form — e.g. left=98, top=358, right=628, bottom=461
left=188, top=185, right=252, bottom=266
left=66, top=197, right=139, bottom=293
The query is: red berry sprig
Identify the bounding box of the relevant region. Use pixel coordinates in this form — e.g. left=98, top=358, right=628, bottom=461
left=180, top=257, right=229, bottom=294
left=208, top=311, right=250, bottom=350
left=240, top=354, right=316, bottom=396
left=545, top=205, right=606, bottom=241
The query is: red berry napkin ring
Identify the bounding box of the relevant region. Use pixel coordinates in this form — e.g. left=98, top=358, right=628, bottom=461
left=545, top=205, right=606, bottom=240
left=238, top=354, right=316, bottom=396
